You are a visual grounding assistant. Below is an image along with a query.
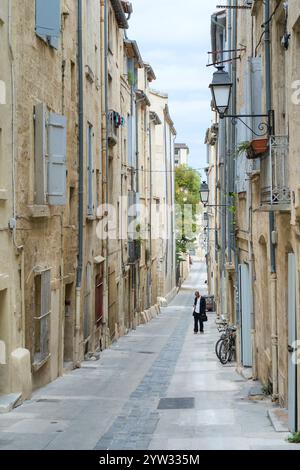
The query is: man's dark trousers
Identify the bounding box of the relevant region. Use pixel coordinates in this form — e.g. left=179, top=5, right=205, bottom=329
left=194, top=313, right=204, bottom=333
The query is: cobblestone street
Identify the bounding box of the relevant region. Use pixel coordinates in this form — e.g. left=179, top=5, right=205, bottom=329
left=0, top=262, right=298, bottom=450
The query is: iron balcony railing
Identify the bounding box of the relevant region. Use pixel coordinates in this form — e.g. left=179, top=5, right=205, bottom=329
left=260, top=136, right=291, bottom=209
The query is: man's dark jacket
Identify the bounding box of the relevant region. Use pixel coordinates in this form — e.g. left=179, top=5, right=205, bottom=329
left=193, top=296, right=206, bottom=315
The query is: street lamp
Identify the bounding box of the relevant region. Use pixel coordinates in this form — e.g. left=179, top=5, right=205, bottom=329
left=200, top=182, right=209, bottom=206
left=200, top=181, right=230, bottom=208
left=209, top=66, right=232, bottom=118
left=209, top=66, right=274, bottom=136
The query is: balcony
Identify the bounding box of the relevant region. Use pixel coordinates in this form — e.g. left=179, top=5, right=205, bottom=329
left=260, top=136, right=291, bottom=211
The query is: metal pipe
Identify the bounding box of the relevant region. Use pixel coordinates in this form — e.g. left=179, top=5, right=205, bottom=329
left=75, top=0, right=84, bottom=365
left=264, top=0, right=278, bottom=398
left=264, top=0, right=276, bottom=274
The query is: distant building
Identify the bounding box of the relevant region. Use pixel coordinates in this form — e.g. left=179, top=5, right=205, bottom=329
left=175, top=143, right=189, bottom=166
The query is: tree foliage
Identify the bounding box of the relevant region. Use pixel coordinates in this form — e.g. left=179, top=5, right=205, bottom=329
left=175, top=165, right=201, bottom=258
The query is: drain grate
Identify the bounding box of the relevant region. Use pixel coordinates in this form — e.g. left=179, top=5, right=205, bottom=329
left=138, top=351, right=155, bottom=355
left=158, top=397, right=195, bottom=410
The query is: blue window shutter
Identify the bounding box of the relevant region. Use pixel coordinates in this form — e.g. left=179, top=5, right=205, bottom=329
left=87, top=125, right=94, bottom=216
left=127, top=114, right=132, bottom=166
left=35, top=0, right=61, bottom=49
left=47, top=112, right=67, bottom=206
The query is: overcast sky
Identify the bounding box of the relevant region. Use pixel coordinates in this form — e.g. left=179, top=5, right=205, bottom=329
left=129, top=0, right=214, bottom=175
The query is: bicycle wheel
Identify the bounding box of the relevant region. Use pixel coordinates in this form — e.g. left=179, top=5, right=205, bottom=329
left=219, top=339, right=230, bottom=364
left=215, top=338, right=223, bottom=359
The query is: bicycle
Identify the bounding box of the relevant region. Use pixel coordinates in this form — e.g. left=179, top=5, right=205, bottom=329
left=218, top=326, right=236, bottom=365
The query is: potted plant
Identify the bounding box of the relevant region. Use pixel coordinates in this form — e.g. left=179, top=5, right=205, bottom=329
left=235, top=141, right=255, bottom=160
left=250, top=138, right=268, bottom=156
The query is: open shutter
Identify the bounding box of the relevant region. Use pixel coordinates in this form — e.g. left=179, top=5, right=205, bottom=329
left=87, top=125, right=94, bottom=216
left=35, top=0, right=61, bottom=49
left=47, top=112, right=67, bottom=206
left=34, top=103, right=47, bottom=204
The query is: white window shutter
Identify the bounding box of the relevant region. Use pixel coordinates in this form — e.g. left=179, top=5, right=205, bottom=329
left=47, top=112, right=67, bottom=206
left=35, top=0, right=61, bottom=49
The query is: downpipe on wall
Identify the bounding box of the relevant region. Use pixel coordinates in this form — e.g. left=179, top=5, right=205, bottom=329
left=75, top=0, right=84, bottom=368
left=264, top=0, right=278, bottom=399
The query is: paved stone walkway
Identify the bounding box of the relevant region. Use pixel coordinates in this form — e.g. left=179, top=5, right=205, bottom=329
left=0, top=261, right=299, bottom=450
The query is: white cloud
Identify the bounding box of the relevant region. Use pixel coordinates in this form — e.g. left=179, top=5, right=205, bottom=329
left=129, top=0, right=215, bottom=169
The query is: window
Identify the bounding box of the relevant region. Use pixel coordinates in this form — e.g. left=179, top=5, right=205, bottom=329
left=87, top=123, right=94, bottom=216
left=33, top=269, right=51, bottom=366
left=71, top=61, right=76, bottom=102
left=35, top=0, right=61, bottom=49
left=95, top=264, right=104, bottom=326
left=34, top=103, right=67, bottom=206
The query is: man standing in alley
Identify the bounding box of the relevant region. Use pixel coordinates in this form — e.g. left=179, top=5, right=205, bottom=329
left=193, top=291, right=207, bottom=334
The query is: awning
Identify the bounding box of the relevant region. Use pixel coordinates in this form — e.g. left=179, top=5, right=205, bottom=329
left=94, top=255, right=105, bottom=264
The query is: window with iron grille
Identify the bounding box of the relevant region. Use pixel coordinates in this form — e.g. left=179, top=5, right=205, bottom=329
left=33, top=269, right=51, bottom=366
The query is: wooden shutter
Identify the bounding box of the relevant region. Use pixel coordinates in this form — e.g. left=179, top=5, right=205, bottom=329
left=35, top=0, right=61, bottom=49
left=87, top=125, right=94, bottom=216
left=47, top=112, right=67, bottom=206
left=34, top=103, right=47, bottom=205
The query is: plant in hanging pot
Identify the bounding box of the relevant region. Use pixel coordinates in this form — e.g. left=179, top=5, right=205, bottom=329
left=250, top=138, right=269, bottom=156
left=235, top=141, right=254, bottom=160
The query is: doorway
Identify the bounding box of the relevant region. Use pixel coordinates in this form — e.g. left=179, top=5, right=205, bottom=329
left=64, top=283, right=74, bottom=364
left=288, top=253, right=298, bottom=432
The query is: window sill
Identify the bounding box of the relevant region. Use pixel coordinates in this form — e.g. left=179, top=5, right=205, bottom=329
left=32, top=353, right=51, bottom=372
left=28, top=205, right=50, bottom=218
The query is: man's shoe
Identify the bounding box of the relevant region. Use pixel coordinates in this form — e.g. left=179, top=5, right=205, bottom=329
left=200, top=331, right=204, bottom=334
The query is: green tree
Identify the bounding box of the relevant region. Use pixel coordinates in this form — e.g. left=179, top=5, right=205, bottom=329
left=175, top=165, right=201, bottom=260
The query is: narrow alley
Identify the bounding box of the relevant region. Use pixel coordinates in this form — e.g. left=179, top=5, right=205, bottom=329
left=0, top=262, right=296, bottom=451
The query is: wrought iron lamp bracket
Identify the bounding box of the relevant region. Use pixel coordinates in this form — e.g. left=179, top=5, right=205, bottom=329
left=220, top=110, right=274, bottom=137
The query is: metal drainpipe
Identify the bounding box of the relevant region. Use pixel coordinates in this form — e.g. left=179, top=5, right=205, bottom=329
left=231, top=1, right=240, bottom=332
left=75, top=0, right=84, bottom=366
left=148, top=122, right=153, bottom=305
left=135, top=98, right=140, bottom=312
left=104, top=0, right=109, bottom=276
left=264, top=0, right=278, bottom=398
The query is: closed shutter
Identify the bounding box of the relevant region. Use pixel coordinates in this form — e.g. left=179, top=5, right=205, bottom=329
left=127, top=114, right=133, bottom=166
left=35, top=0, right=61, bottom=49
left=239, top=264, right=252, bottom=367
left=47, top=112, right=67, bottom=206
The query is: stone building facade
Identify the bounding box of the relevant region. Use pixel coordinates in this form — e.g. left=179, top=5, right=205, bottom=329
left=0, top=0, right=177, bottom=408
left=206, top=0, right=300, bottom=432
